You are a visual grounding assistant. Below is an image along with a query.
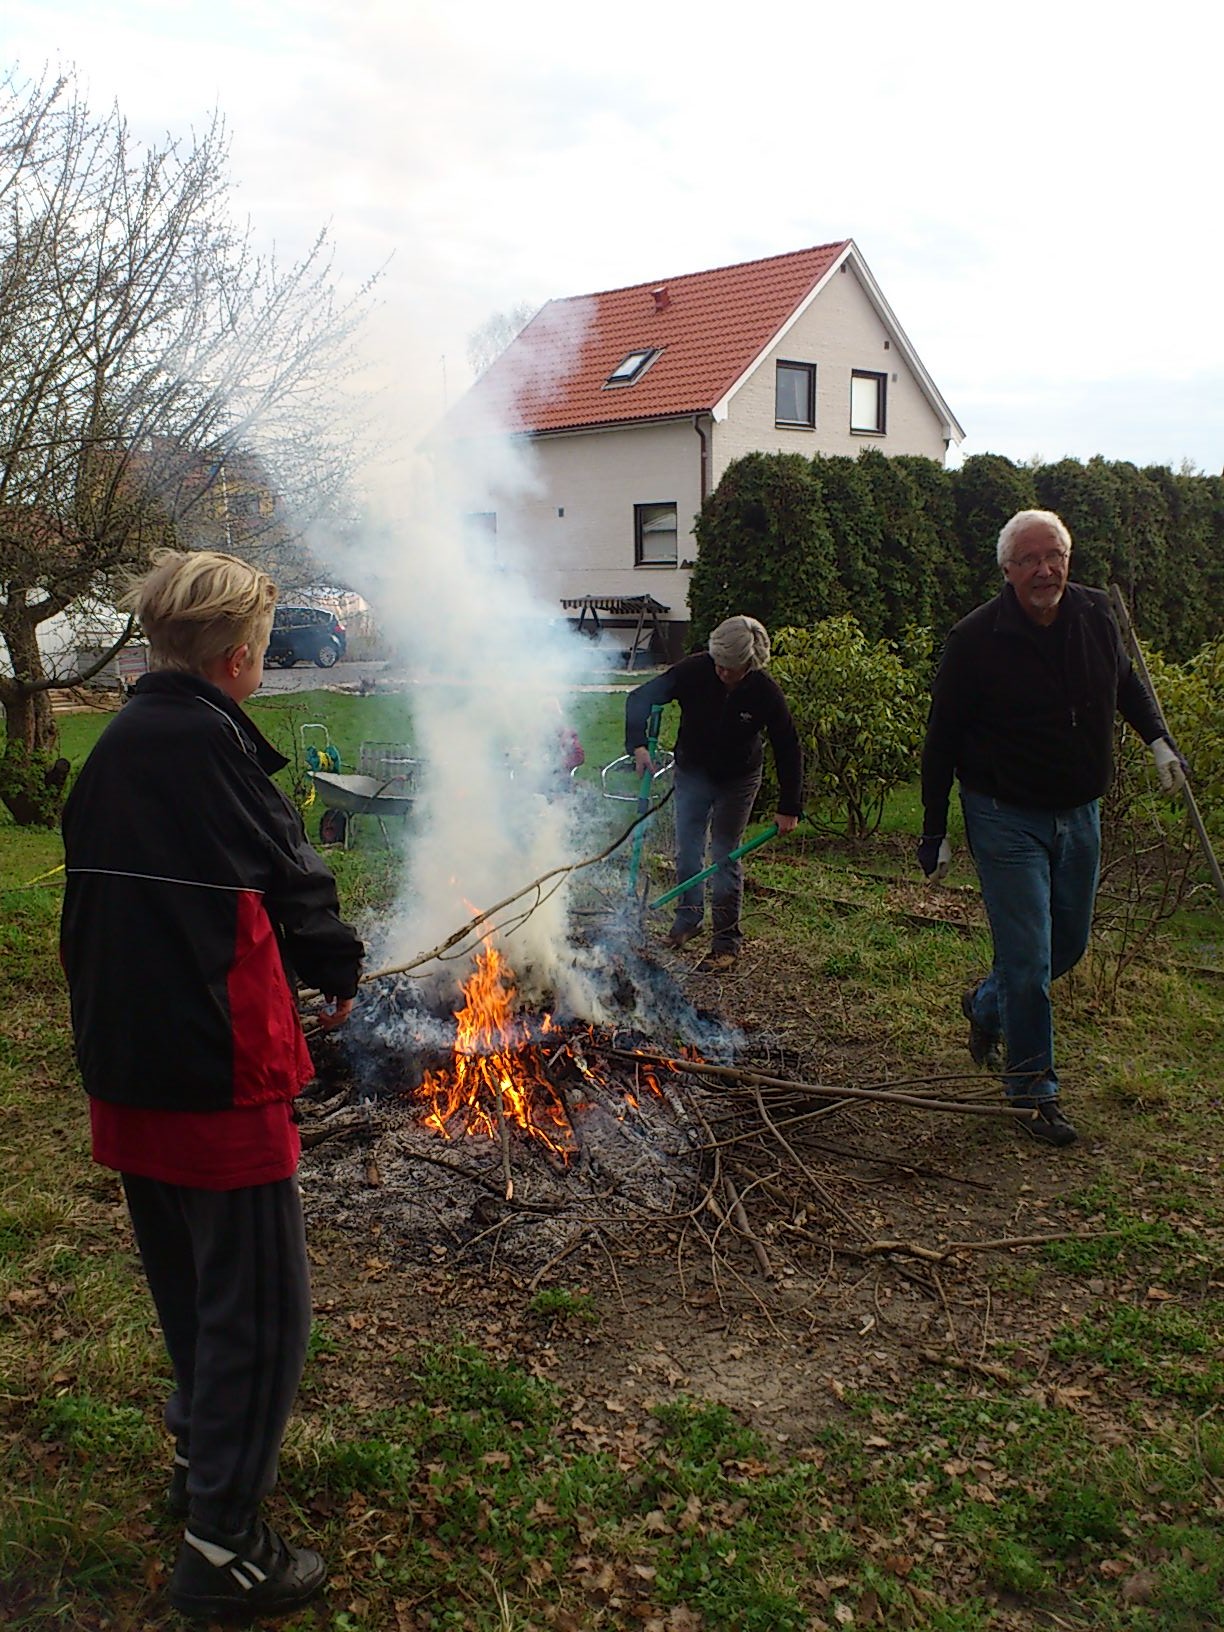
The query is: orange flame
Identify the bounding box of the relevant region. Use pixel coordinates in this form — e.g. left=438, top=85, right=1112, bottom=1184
left=418, top=944, right=574, bottom=1158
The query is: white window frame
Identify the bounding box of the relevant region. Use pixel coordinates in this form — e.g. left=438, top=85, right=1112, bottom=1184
left=850, top=370, right=887, bottom=435
left=605, top=348, right=661, bottom=388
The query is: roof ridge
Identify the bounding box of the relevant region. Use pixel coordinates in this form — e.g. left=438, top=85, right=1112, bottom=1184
left=446, top=239, right=906, bottom=440
left=537, top=240, right=851, bottom=309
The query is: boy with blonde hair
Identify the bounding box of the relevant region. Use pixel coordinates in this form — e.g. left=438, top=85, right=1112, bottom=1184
left=60, top=549, right=363, bottom=1618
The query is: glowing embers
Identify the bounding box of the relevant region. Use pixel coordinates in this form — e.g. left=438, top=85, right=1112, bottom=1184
left=418, top=943, right=575, bottom=1158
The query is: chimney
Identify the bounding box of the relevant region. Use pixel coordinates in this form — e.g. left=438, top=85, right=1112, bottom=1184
left=651, top=286, right=670, bottom=313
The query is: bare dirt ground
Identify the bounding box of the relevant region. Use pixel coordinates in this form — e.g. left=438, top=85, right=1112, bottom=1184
left=299, top=931, right=1120, bottom=1453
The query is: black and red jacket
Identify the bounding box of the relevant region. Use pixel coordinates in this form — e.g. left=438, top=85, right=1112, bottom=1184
left=60, top=672, right=363, bottom=1113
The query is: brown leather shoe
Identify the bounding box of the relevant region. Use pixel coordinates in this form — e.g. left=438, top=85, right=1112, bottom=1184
left=665, top=923, right=703, bottom=950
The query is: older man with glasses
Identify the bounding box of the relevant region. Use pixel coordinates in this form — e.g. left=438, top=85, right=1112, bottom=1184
left=916, top=509, right=1184, bottom=1146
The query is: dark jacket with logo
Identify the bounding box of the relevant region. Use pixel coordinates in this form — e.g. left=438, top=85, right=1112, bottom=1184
left=625, top=653, right=804, bottom=815
left=920, top=582, right=1166, bottom=835
left=60, top=672, right=363, bottom=1113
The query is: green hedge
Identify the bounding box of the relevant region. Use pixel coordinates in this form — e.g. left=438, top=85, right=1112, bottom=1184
left=689, top=452, right=1224, bottom=663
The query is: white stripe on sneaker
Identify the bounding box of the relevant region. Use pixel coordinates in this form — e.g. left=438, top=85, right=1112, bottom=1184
left=184, top=1530, right=238, bottom=1568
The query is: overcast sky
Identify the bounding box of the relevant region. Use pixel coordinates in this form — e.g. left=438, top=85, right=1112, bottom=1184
left=8, top=0, right=1224, bottom=475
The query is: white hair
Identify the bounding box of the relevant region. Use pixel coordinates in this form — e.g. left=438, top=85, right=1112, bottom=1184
left=997, top=509, right=1073, bottom=568
left=709, top=615, right=770, bottom=670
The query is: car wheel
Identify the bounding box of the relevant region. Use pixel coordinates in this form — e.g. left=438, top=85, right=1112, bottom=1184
left=314, top=640, right=340, bottom=669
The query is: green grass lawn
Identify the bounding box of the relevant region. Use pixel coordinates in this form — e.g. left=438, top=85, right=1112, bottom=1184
left=2, top=686, right=1223, bottom=1629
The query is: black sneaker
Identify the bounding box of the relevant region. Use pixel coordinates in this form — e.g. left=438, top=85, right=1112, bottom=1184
left=167, top=1456, right=189, bottom=1518
left=1012, top=1098, right=1078, bottom=1148
left=961, top=987, right=1003, bottom=1070
left=169, top=1517, right=327, bottom=1619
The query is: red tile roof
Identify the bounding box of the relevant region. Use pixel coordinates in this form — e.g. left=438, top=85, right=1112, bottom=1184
left=449, top=242, right=851, bottom=436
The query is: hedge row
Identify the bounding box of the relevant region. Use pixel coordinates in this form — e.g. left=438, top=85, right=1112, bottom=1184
left=689, top=451, right=1224, bottom=662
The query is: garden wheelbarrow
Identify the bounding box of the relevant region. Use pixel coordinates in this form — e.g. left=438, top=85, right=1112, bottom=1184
left=312, top=741, right=422, bottom=849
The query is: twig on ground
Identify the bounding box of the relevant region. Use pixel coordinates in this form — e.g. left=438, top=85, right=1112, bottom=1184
left=298, top=1110, right=371, bottom=1149
left=526, top=1227, right=590, bottom=1294
left=593, top=1225, right=629, bottom=1313
left=932, top=1270, right=962, bottom=1357
left=751, top=1082, right=864, bottom=1236
left=608, top=1050, right=1035, bottom=1119
left=854, top=1229, right=1121, bottom=1263
left=492, top=1086, right=514, bottom=1201
left=722, top=1169, right=774, bottom=1280
left=910, top=1343, right=1014, bottom=1384
left=793, top=1138, right=994, bottom=1190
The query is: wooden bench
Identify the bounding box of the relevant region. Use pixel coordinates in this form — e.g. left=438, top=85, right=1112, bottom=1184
left=560, top=595, right=671, bottom=669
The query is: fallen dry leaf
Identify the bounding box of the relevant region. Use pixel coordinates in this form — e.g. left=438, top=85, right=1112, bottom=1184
left=1121, top=1570, right=1158, bottom=1603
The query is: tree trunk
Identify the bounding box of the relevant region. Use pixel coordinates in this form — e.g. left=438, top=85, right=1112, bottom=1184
left=0, top=618, right=66, bottom=826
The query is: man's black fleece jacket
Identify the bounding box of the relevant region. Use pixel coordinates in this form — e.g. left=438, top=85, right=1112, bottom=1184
left=921, top=581, right=1167, bottom=836
left=625, top=654, right=804, bottom=816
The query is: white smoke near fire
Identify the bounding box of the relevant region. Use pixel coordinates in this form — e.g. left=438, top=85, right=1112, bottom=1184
left=327, top=294, right=641, bottom=1019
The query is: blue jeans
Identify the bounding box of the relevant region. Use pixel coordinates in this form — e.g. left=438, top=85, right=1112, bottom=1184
left=671, top=764, right=763, bottom=953
left=960, top=790, right=1100, bottom=1101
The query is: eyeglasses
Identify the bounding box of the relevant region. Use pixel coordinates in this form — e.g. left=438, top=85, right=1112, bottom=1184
left=1011, top=549, right=1069, bottom=573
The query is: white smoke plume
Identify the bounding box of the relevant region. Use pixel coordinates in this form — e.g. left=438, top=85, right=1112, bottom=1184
left=330, top=295, right=633, bottom=1016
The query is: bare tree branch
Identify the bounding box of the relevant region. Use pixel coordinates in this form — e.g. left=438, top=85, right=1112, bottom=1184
left=0, top=68, right=379, bottom=818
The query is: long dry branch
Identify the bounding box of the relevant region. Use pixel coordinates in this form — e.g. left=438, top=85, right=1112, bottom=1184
left=606, top=1050, right=1035, bottom=1120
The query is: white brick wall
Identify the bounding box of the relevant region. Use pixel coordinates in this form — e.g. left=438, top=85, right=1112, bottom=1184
left=455, top=419, right=702, bottom=620
left=712, top=261, right=949, bottom=479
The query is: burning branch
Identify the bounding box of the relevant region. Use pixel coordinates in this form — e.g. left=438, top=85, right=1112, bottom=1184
left=416, top=944, right=572, bottom=1184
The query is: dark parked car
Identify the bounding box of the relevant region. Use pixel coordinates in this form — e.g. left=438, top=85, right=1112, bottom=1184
left=267, top=605, right=347, bottom=669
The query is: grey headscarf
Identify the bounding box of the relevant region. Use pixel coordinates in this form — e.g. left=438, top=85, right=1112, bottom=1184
left=708, top=615, right=770, bottom=671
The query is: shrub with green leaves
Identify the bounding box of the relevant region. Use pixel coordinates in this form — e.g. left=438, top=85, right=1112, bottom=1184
left=1084, top=629, right=1224, bottom=1006
left=1151, top=634, right=1224, bottom=833
left=770, top=616, right=929, bottom=838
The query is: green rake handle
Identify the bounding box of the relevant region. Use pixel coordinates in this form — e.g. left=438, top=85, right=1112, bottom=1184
left=627, top=705, right=664, bottom=895
left=649, top=822, right=780, bottom=911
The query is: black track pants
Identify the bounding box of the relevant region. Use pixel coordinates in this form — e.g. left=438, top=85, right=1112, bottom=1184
left=121, top=1173, right=312, bottom=1535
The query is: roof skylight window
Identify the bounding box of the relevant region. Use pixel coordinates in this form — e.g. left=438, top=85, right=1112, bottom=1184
left=605, top=348, right=660, bottom=387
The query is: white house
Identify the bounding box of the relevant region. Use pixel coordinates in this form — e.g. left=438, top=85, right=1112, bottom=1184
left=444, top=240, right=963, bottom=655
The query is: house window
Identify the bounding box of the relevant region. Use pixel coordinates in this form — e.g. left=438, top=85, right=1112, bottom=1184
left=463, top=510, right=498, bottom=564
left=606, top=348, right=660, bottom=387
left=634, top=502, right=678, bottom=567
left=850, top=370, right=887, bottom=434
left=775, top=361, right=816, bottom=427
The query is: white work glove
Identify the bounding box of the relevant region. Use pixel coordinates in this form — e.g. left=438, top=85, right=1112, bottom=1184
left=1150, top=738, right=1187, bottom=794
left=916, top=835, right=952, bottom=882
